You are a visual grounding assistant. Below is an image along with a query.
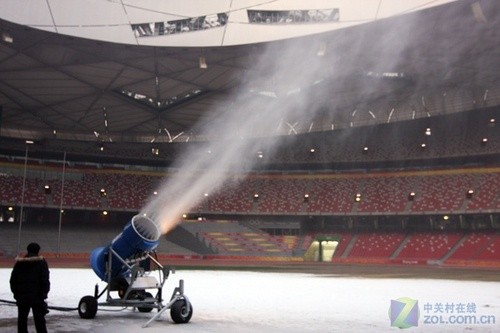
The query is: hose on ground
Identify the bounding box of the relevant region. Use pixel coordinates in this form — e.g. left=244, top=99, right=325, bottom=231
left=0, top=298, right=78, bottom=311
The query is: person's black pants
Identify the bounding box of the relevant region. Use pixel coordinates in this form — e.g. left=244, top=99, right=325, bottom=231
left=17, top=301, right=48, bottom=333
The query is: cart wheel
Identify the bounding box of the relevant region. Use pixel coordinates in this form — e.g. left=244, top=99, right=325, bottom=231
left=170, top=299, right=193, bottom=324
left=78, top=295, right=98, bottom=319
left=138, top=292, right=154, bottom=313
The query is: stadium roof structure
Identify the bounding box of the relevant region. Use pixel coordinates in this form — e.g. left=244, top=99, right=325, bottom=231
left=0, top=0, right=499, bottom=145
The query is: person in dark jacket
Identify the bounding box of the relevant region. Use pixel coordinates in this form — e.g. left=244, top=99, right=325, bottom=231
left=10, top=242, right=50, bottom=333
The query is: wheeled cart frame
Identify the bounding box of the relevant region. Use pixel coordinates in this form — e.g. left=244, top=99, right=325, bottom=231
left=78, top=248, right=193, bottom=327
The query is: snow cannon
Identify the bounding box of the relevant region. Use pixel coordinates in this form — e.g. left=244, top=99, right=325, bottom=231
left=90, top=215, right=160, bottom=281
left=80, top=214, right=193, bottom=326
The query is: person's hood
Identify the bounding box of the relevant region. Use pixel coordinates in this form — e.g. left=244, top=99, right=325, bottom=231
left=15, top=255, right=45, bottom=262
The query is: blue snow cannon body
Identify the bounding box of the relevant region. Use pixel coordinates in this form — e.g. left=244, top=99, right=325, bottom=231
left=90, top=215, right=160, bottom=281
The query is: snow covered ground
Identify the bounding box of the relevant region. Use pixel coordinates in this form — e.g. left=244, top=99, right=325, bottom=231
left=0, top=268, right=499, bottom=332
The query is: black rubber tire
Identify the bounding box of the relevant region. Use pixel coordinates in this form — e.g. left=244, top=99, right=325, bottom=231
left=170, top=299, right=193, bottom=324
left=138, top=292, right=154, bottom=313
left=78, top=296, right=98, bottom=319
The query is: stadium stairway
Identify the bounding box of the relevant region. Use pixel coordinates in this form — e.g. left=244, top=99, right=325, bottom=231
left=165, top=225, right=217, bottom=255
left=439, top=233, right=468, bottom=263
left=293, top=236, right=309, bottom=256
left=390, top=234, right=412, bottom=259
left=340, top=234, right=358, bottom=258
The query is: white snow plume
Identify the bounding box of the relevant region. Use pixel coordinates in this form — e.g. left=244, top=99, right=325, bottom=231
left=140, top=16, right=422, bottom=234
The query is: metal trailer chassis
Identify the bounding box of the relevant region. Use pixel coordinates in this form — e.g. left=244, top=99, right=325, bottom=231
left=78, top=248, right=193, bottom=327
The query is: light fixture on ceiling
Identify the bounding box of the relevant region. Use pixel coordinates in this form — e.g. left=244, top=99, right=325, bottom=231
left=471, top=2, right=488, bottom=23
left=317, top=42, right=326, bottom=57
left=1, top=32, right=13, bottom=43
left=199, top=56, right=207, bottom=69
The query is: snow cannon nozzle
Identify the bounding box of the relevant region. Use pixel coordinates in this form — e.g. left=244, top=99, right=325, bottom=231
left=90, top=215, right=160, bottom=281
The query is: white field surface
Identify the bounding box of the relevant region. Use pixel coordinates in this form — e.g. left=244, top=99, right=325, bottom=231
left=0, top=268, right=499, bottom=332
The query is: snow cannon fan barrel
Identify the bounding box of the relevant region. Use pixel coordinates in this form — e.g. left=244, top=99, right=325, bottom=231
left=90, top=215, right=160, bottom=281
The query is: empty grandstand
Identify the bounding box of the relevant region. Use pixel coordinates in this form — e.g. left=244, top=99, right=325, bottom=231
left=0, top=108, right=498, bottom=268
